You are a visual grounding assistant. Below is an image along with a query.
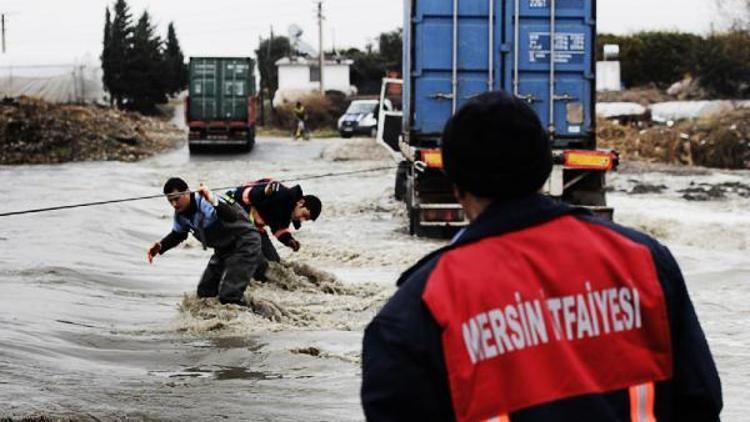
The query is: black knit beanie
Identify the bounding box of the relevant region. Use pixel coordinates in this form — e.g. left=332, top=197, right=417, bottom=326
left=441, top=91, right=552, bottom=199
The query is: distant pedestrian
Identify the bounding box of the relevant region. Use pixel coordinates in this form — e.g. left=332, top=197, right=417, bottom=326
left=293, top=101, right=309, bottom=140
left=226, top=178, right=321, bottom=262
left=147, top=177, right=262, bottom=305
left=361, top=91, right=722, bottom=421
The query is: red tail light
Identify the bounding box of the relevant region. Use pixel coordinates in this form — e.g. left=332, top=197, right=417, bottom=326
left=564, top=150, right=617, bottom=170
left=419, top=149, right=444, bottom=169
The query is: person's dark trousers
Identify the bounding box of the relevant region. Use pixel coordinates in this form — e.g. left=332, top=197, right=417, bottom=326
left=260, top=231, right=281, bottom=262
left=197, top=230, right=262, bottom=304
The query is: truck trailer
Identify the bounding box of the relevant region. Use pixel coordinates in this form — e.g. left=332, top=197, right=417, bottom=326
left=186, top=57, right=257, bottom=153
left=378, top=0, right=617, bottom=236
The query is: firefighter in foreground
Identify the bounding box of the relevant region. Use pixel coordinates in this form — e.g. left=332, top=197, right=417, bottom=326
left=360, top=91, right=722, bottom=421
left=147, top=177, right=262, bottom=305
left=226, top=178, right=321, bottom=262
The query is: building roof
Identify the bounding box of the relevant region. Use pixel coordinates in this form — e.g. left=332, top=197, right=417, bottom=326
left=275, top=56, right=353, bottom=67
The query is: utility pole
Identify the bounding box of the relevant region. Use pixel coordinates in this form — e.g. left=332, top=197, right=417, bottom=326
left=267, top=26, right=274, bottom=122
left=79, top=65, right=86, bottom=103
left=258, top=35, right=265, bottom=126
left=2, top=14, right=6, bottom=54
left=317, top=1, right=325, bottom=94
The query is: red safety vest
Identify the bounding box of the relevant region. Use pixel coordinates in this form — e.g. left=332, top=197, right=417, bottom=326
left=422, top=215, right=673, bottom=422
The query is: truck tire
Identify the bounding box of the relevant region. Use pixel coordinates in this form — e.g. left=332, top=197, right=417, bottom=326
left=408, top=206, right=419, bottom=236
left=394, top=161, right=408, bottom=201
left=340, top=131, right=352, bottom=139
left=243, top=127, right=256, bottom=152
left=188, top=142, right=202, bottom=154
left=405, top=175, right=422, bottom=236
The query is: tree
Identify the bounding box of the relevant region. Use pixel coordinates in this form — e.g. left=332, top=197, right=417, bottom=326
left=101, top=7, right=114, bottom=105
left=348, top=48, right=386, bottom=95
left=107, top=0, right=134, bottom=107
left=378, top=28, right=402, bottom=71
left=126, top=11, right=165, bottom=113
left=344, top=29, right=403, bottom=95
left=596, top=32, right=703, bottom=89
left=163, top=22, right=188, bottom=96
left=255, top=36, right=291, bottom=97
left=697, top=31, right=750, bottom=97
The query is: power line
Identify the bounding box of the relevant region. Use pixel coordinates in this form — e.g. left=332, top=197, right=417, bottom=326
left=0, top=165, right=396, bottom=218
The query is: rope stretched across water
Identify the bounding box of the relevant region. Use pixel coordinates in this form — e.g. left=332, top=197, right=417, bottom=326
left=0, top=165, right=396, bottom=218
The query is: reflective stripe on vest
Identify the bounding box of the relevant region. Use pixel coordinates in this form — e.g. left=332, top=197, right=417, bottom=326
left=629, top=382, right=656, bottom=422
left=484, top=415, right=509, bottom=422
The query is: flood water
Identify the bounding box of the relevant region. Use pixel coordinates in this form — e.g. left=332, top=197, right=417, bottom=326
left=0, top=133, right=748, bottom=420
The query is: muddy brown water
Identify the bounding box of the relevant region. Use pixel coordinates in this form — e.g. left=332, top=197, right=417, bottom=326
left=1, top=134, right=748, bottom=420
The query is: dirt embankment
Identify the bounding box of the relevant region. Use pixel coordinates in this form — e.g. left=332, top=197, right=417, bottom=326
left=598, top=108, right=750, bottom=169
left=0, top=97, right=184, bottom=165
left=597, top=86, right=677, bottom=106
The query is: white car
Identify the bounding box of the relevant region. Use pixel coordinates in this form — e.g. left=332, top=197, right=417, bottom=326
left=337, top=99, right=393, bottom=138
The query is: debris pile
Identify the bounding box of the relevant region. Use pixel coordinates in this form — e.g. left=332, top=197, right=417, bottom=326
left=0, top=96, right=184, bottom=164
left=679, top=181, right=750, bottom=201
left=597, top=86, right=676, bottom=106
left=598, top=109, right=750, bottom=169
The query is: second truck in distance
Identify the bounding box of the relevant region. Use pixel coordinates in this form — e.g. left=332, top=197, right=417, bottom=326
left=186, top=57, right=257, bottom=153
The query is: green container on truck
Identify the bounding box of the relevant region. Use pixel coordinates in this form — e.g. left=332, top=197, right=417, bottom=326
left=186, top=57, right=257, bottom=152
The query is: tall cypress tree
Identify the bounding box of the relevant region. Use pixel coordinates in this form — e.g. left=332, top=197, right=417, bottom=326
left=128, top=11, right=165, bottom=113
left=163, top=22, right=187, bottom=96
left=101, top=7, right=113, bottom=105
left=109, top=0, right=134, bottom=107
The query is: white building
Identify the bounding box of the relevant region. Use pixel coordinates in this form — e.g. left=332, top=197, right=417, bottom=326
left=273, top=56, right=356, bottom=106
left=596, top=61, right=622, bottom=92
left=596, top=44, right=622, bottom=92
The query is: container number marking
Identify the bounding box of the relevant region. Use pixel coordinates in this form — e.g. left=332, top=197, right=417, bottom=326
left=529, top=32, right=585, bottom=64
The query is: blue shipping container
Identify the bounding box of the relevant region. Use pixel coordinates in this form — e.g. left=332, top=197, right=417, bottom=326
left=404, top=0, right=595, bottom=147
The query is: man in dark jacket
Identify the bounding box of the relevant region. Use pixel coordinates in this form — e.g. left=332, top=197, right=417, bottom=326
left=360, top=91, right=722, bottom=421
left=226, top=178, right=321, bottom=262
left=147, top=177, right=262, bottom=305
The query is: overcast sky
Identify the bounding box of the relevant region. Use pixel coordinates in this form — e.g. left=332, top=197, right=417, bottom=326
left=0, top=0, right=730, bottom=71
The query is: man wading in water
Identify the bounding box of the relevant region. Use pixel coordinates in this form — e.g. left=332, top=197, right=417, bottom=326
left=147, top=177, right=263, bottom=305
left=225, top=178, right=322, bottom=263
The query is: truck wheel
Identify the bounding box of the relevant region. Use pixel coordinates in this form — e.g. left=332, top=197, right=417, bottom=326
left=394, top=161, right=408, bottom=201
left=188, top=143, right=202, bottom=154
left=340, top=132, right=352, bottom=139
left=244, top=127, right=256, bottom=152
left=408, top=206, right=418, bottom=236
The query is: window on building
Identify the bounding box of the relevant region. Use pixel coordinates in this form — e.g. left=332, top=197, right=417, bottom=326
left=309, top=65, right=320, bottom=82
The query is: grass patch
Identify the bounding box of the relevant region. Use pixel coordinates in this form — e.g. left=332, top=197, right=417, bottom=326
left=256, top=126, right=347, bottom=139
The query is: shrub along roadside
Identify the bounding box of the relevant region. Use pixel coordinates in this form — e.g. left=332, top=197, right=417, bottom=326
left=597, top=31, right=750, bottom=98
left=270, top=93, right=349, bottom=132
